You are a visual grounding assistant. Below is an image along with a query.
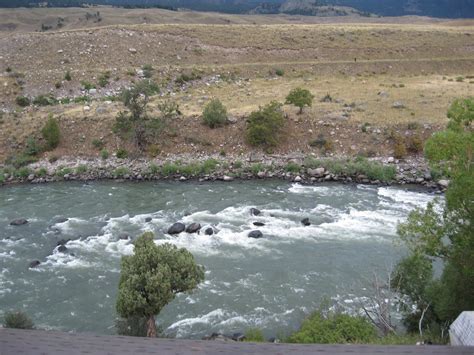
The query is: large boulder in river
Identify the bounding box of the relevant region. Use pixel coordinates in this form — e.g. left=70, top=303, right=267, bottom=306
left=253, top=222, right=265, bottom=227
left=248, top=230, right=263, bottom=239
left=56, top=239, right=71, bottom=246
left=167, top=222, right=185, bottom=235
left=28, top=260, right=41, bottom=269
left=204, top=227, right=214, bottom=236
left=145, top=217, right=152, bottom=222
left=301, top=218, right=311, bottom=226
left=250, top=208, right=261, bottom=216
left=10, top=219, right=28, bottom=226
left=57, top=245, right=68, bottom=253
left=186, top=223, right=201, bottom=234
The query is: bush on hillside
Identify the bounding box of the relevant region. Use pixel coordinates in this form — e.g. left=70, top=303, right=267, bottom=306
left=41, top=116, right=60, bottom=150
left=246, top=101, right=285, bottom=147
left=4, top=311, right=34, bottom=329
left=202, top=99, right=227, bottom=128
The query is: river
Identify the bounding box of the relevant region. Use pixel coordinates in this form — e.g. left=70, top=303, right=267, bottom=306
left=0, top=180, right=436, bottom=338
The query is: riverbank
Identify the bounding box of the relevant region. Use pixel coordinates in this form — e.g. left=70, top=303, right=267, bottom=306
left=0, top=154, right=448, bottom=192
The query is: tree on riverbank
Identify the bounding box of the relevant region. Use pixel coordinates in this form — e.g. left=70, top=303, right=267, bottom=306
left=393, top=98, right=473, bottom=337
left=116, top=232, right=204, bottom=337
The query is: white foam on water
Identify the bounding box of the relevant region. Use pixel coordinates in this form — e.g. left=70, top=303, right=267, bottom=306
left=378, top=187, right=436, bottom=209
left=167, top=308, right=228, bottom=336
left=53, top=218, right=89, bottom=233
left=44, top=251, right=94, bottom=269
left=288, top=184, right=333, bottom=195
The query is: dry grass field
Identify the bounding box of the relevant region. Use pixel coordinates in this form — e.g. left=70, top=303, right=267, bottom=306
left=0, top=7, right=473, bottom=160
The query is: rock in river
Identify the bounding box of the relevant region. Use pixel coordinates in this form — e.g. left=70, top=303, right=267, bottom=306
left=250, top=208, right=261, bottom=216
left=248, top=230, right=263, bottom=239
left=28, top=260, right=41, bottom=269
left=204, top=227, right=214, bottom=235
left=253, top=222, right=265, bottom=227
left=10, top=219, right=28, bottom=226
left=167, top=222, right=186, bottom=235
left=186, top=223, right=201, bottom=234
left=301, top=218, right=311, bottom=226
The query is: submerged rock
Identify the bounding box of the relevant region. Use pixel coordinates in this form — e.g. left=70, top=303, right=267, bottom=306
left=250, top=208, right=261, bottom=216
left=28, top=260, right=41, bottom=269
left=118, top=233, right=130, bottom=240
left=167, top=222, right=185, bottom=235
left=10, top=219, right=28, bottom=226
left=56, top=239, right=71, bottom=246
left=301, top=218, right=311, bottom=226
left=186, top=223, right=201, bottom=234
left=145, top=217, right=152, bottom=222
left=52, top=217, right=69, bottom=224
left=248, top=230, right=263, bottom=239
left=253, top=222, right=265, bottom=227
left=204, top=227, right=214, bottom=235
left=57, top=245, right=68, bottom=253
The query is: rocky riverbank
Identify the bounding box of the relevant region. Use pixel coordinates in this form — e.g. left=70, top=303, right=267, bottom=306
left=0, top=153, right=449, bottom=192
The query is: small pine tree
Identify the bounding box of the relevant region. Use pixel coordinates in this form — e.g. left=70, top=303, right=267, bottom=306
left=116, top=232, right=204, bottom=337
left=285, top=87, right=314, bottom=114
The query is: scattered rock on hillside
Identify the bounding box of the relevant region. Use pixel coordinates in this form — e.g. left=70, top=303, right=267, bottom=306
left=186, top=223, right=201, bottom=234
left=10, top=219, right=28, bottom=226
left=308, top=167, right=325, bottom=177
left=248, top=230, right=263, bottom=239
left=129, top=48, right=137, bottom=54
left=167, top=222, right=186, bottom=235
left=392, top=101, right=405, bottom=109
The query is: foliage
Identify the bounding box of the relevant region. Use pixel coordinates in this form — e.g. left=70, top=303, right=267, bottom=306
left=246, top=101, right=285, bottom=147
left=116, top=232, right=204, bottom=337
left=24, top=136, right=40, bottom=156
left=76, top=165, right=88, bottom=174
left=287, top=311, right=376, bottom=344
left=4, top=311, right=34, bottom=329
left=446, top=98, right=474, bottom=130
left=285, top=87, right=314, bottom=114
left=274, top=68, right=284, bottom=76
left=116, top=316, right=149, bottom=337
left=41, top=116, right=60, bottom=150
left=161, top=162, right=179, bottom=176
left=113, top=80, right=166, bottom=151
left=244, top=328, right=265, bottom=342
left=5, top=154, right=37, bottom=169
left=285, top=162, right=300, bottom=173
left=92, top=139, right=104, bottom=149
left=407, top=134, right=424, bottom=153
left=64, top=70, right=72, bottom=81
left=16, top=96, right=30, bottom=107
left=113, top=167, right=129, bottom=177
left=202, top=98, right=227, bottom=128
left=81, top=80, right=95, bottom=90
left=100, top=149, right=109, bottom=160
left=142, top=64, right=154, bottom=78
left=394, top=98, right=474, bottom=333
left=98, top=71, right=111, bottom=88
left=116, top=148, right=128, bottom=159
left=33, top=94, right=58, bottom=106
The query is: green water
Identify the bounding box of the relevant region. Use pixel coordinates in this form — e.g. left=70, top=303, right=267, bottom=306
left=0, top=180, right=435, bottom=338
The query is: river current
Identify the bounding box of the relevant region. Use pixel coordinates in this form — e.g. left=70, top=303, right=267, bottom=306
left=0, top=180, right=435, bottom=338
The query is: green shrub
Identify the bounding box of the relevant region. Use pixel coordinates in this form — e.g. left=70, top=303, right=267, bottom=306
left=24, top=136, right=40, bottom=156
left=55, top=167, right=72, bottom=177
left=176, top=70, right=202, bottom=85
left=36, top=167, right=48, bottom=177
left=15, top=167, right=31, bottom=179
left=114, top=167, right=129, bottom=178
left=100, top=149, right=109, bottom=160
left=233, top=160, right=243, bottom=169
left=393, top=140, right=407, bottom=159
left=76, top=165, right=88, bottom=174
left=285, top=162, right=301, bottom=173
left=200, top=158, right=219, bottom=174
left=73, top=96, right=90, bottom=104
left=116, top=148, right=128, bottom=159
left=244, top=328, right=265, bottom=342
left=55, top=82, right=62, bottom=89
left=64, top=70, right=72, bottom=81
left=246, top=101, right=285, bottom=147
left=202, top=99, right=227, bottom=128
left=142, top=64, right=154, bottom=78
left=287, top=311, right=376, bottom=344
left=98, top=71, right=111, bottom=88
left=81, top=80, right=95, bottom=90
left=92, top=139, right=104, bottom=149
left=41, top=116, right=60, bottom=150
left=5, top=154, right=37, bottom=169
left=4, top=311, right=34, bottom=329
left=16, top=96, right=30, bottom=107
left=286, top=87, right=314, bottom=114
left=161, top=162, right=179, bottom=176
left=33, top=94, right=58, bottom=106
left=148, top=164, right=160, bottom=175
left=0, top=172, right=5, bottom=184
left=274, top=68, right=284, bottom=77
left=309, top=134, right=327, bottom=148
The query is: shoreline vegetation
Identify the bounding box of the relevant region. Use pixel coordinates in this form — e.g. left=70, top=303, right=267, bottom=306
left=0, top=154, right=448, bottom=191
